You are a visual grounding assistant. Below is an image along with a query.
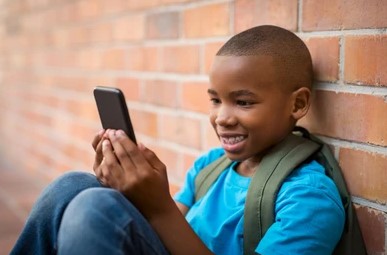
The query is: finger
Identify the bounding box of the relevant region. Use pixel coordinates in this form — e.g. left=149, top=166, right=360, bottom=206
left=102, top=129, right=111, bottom=140
left=92, top=129, right=105, bottom=151
left=93, top=138, right=105, bottom=172
left=114, top=130, right=151, bottom=170
left=98, top=159, right=111, bottom=188
left=94, top=164, right=106, bottom=186
left=109, top=131, right=135, bottom=171
left=102, top=138, right=125, bottom=183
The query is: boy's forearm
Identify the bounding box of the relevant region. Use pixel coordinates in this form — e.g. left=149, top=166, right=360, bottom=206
left=148, top=200, right=213, bottom=255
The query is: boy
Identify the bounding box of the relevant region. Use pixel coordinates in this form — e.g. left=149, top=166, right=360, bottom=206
left=11, top=25, right=344, bottom=255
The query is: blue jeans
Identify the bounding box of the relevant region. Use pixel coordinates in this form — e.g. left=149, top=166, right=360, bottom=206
left=11, top=172, right=169, bottom=255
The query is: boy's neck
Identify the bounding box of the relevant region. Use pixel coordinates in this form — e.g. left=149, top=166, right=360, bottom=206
left=236, top=159, right=260, bottom=177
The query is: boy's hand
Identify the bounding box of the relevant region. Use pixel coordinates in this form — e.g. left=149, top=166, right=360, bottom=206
left=91, top=129, right=104, bottom=174
left=99, top=129, right=175, bottom=219
left=95, top=129, right=213, bottom=255
left=91, top=129, right=107, bottom=182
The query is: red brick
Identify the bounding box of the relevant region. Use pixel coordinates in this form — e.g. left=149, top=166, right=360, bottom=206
left=127, top=0, right=160, bottom=10
left=183, top=3, right=230, bottom=38
left=151, top=145, right=181, bottom=178
left=162, top=45, right=200, bottom=74
left=67, top=26, right=89, bottom=46
left=182, top=152, right=199, bottom=176
left=204, top=41, right=225, bottom=74
left=100, top=0, right=128, bottom=15
left=115, top=77, right=141, bottom=101
left=161, top=0, right=192, bottom=4
left=65, top=98, right=99, bottom=122
left=355, top=205, right=385, bottom=254
left=77, top=48, right=101, bottom=70
left=56, top=2, right=78, bottom=25
left=51, top=29, right=68, bottom=48
left=234, top=0, right=254, bottom=33
left=300, top=91, right=387, bottom=146
left=304, top=37, right=340, bottom=82
left=142, top=46, right=162, bottom=71
left=183, top=151, right=198, bottom=168
left=76, top=0, right=103, bottom=21
left=41, top=51, right=59, bottom=67
left=130, top=109, right=158, bottom=138
left=22, top=110, right=52, bottom=127
left=63, top=143, right=92, bottom=165
left=302, top=0, right=387, bottom=31
left=31, top=93, right=59, bottom=109
left=159, top=114, right=202, bottom=149
left=146, top=11, right=179, bottom=39
left=181, top=81, right=210, bottom=113
left=126, top=47, right=146, bottom=71
left=73, top=76, right=113, bottom=92
left=339, top=148, right=387, bottom=203
left=101, top=48, right=127, bottom=70
left=88, top=22, right=113, bottom=43
left=113, top=14, right=145, bottom=42
left=235, top=0, right=298, bottom=33
left=204, top=121, right=220, bottom=150
left=65, top=122, right=96, bottom=142
left=345, top=35, right=387, bottom=86
left=142, top=80, right=179, bottom=108
left=127, top=46, right=161, bottom=72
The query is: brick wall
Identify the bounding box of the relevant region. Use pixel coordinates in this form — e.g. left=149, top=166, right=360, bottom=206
left=0, top=0, right=386, bottom=253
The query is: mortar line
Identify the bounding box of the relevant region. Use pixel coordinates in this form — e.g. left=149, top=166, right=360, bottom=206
left=297, top=0, right=303, bottom=32
left=352, top=196, right=387, bottom=213
left=316, top=136, right=387, bottom=156
left=314, top=82, right=387, bottom=96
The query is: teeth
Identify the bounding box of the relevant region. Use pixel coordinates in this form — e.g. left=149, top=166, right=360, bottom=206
left=222, top=136, right=245, bottom=144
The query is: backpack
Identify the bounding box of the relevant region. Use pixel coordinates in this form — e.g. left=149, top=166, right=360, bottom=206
left=194, top=127, right=367, bottom=255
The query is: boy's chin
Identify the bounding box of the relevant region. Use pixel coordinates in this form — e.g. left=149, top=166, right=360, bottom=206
left=223, top=151, right=245, bottom=162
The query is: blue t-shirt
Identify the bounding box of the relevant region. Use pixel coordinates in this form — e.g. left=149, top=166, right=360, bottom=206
left=174, top=147, right=345, bottom=255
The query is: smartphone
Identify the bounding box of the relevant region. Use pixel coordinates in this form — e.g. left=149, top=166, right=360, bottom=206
left=94, top=86, right=137, bottom=144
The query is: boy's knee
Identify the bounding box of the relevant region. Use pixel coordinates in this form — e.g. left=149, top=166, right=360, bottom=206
left=65, top=187, right=121, bottom=212
left=59, top=188, right=133, bottom=235
left=41, top=171, right=100, bottom=197
left=32, top=172, right=100, bottom=214
left=62, top=188, right=127, bottom=222
left=53, top=171, right=98, bottom=188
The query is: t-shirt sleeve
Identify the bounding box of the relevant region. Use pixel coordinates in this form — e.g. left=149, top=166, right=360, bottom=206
left=174, top=147, right=225, bottom=208
left=256, top=161, right=345, bottom=255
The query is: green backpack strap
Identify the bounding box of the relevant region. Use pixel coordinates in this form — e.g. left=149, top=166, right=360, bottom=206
left=243, top=133, right=320, bottom=255
left=195, top=155, right=232, bottom=202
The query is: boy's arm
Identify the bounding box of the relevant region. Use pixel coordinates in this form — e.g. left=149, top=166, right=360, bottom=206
left=148, top=201, right=213, bottom=255
left=98, top=130, right=213, bottom=255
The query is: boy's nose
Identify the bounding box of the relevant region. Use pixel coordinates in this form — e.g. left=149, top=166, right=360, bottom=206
left=215, top=107, right=237, bottom=127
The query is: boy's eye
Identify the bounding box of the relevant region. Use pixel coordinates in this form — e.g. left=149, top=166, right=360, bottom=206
left=210, top=98, right=221, bottom=105
left=236, top=100, right=253, bottom=106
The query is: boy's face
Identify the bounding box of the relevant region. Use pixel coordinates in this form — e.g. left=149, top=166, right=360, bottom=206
left=208, top=55, right=296, bottom=163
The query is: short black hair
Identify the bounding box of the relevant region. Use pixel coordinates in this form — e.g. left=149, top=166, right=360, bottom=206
left=217, top=25, right=313, bottom=90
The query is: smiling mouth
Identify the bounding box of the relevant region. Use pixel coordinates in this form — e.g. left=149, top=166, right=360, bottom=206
left=220, top=135, right=246, bottom=145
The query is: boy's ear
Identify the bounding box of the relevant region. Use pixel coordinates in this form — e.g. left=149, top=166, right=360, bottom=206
left=290, top=87, right=311, bottom=121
